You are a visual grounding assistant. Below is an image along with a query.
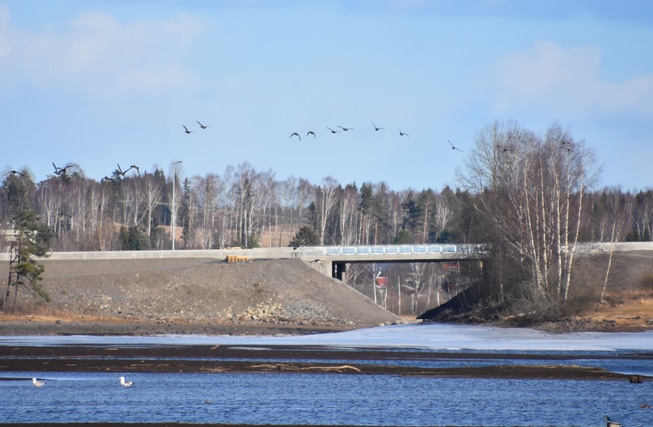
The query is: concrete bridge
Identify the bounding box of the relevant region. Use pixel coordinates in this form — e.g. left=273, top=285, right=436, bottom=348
left=291, top=244, right=488, bottom=280
left=2, top=242, right=652, bottom=281
left=0, top=244, right=488, bottom=280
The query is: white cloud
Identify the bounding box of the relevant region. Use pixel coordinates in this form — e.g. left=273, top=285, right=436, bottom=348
left=489, top=40, right=653, bottom=118
left=0, top=8, right=205, bottom=98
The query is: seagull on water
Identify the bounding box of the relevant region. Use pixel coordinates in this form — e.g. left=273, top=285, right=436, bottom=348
left=119, top=376, right=133, bottom=387
left=32, top=378, right=45, bottom=387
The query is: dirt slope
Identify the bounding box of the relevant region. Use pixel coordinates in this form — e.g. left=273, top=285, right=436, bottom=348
left=1, top=258, right=400, bottom=331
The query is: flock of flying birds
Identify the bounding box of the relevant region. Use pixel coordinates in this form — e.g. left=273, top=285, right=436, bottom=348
left=52, top=162, right=140, bottom=183
left=288, top=121, right=464, bottom=152
left=3, top=162, right=141, bottom=181
left=180, top=118, right=466, bottom=153
left=4, top=119, right=580, bottom=183
left=3, top=119, right=464, bottom=181
left=183, top=121, right=211, bottom=134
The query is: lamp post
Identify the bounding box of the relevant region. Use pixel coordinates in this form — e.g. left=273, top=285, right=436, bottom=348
left=171, top=160, right=182, bottom=250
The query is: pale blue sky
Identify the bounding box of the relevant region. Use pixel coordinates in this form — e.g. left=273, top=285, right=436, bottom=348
left=2, top=0, right=652, bottom=191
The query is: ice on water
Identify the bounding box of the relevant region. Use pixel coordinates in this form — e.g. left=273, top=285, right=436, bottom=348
left=2, top=323, right=652, bottom=352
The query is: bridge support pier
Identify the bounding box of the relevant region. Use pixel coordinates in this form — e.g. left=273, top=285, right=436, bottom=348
left=333, top=261, right=347, bottom=282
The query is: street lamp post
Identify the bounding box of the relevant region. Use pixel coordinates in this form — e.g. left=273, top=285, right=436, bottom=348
left=171, top=160, right=182, bottom=250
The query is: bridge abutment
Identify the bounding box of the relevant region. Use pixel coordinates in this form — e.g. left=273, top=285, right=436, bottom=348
left=333, top=261, right=347, bottom=282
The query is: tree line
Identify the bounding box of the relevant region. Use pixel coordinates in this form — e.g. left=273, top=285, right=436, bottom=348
left=2, top=121, right=652, bottom=317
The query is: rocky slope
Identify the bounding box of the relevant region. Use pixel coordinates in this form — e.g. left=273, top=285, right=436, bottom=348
left=1, top=258, right=400, bottom=331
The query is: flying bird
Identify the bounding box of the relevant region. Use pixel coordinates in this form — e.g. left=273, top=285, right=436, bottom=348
left=289, top=132, right=301, bottom=141
left=196, top=121, right=210, bottom=129
left=32, top=378, right=45, bottom=388
left=337, top=126, right=353, bottom=131
left=183, top=125, right=192, bottom=134
left=326, top=127, right=339, bottom=134
left=5, top=170, right=24, bottom=177
left=372, top=122, right=384, bottom=131
left=448, top=140, right=463, bottom=152
left=126, top=165, right=140, bottom=175
left=399, top=129, right=409, bottom=137
left=307, top=131, right=316, bottom=138
left=52, top=163, right=72, bottom=176
left=119, top=376, right=133, bottom=387
left=117, top=164, right=140, bottom=176
left=101, top=176, right=114, bottom=183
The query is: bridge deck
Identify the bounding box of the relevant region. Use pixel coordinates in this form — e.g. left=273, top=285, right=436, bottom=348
left=293, top=244, right=488, bottom=263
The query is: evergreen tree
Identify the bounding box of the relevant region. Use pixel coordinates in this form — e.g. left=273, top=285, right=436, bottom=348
left=2, top=172, right=54, bottom=311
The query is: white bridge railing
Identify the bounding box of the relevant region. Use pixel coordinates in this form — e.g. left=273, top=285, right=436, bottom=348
left=295, top=244, right=489, bottom=258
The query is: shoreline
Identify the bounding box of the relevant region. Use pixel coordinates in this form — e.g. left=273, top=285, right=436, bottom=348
left=2, top=314, right=652, bottom=337
left=0, top=318, right=353, bottom=337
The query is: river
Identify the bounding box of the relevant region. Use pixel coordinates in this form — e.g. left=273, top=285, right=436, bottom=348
left=1, top=323, right=652, bottom=426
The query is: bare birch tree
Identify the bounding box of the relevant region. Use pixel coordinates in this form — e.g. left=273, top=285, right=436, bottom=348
left=314, top=177, right=339, bottom=245
left=458, top=121, right=599, bottom=313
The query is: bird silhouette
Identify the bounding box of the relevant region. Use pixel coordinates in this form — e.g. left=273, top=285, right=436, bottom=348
left=290, top=132, right=301, bottom=141
left=119, top=376, right=133, bottom=387
left=52, top=163, right=73, bottom=176
left=183, top=125, right=192, bottom=134
left=123, top=165, right=140, bottom=175
left=307, top=131, right=316, bottom=138
left=496, top=144, right=514, bottom=153
left=311, top=259, right=323, bottom=266
left=605, top=416, right=621, bottom=427
left=560, top=140, right=573, bottom=152
left=101, top=176, right=114, bottom=183
left=327, top=127, right=339, bottom=134
left=196, top=121, right=210, bottom=129
left=448, top=140, right=463, bottom=152
left=399, top=129, right=409, bottom=137
left=32, top=378, right=45, bottom=388
left=5, top=170, right=24, bottom=177
left=372, top=122, right=384, bottom=131
left=337, top=126, right=353, bottom=131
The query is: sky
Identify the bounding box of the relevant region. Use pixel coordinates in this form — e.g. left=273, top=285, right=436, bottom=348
left=2, top=0, right=652, bottom=192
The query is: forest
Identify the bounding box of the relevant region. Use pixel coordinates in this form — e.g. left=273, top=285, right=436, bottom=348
left=2, top=121, right=653, bottom=318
